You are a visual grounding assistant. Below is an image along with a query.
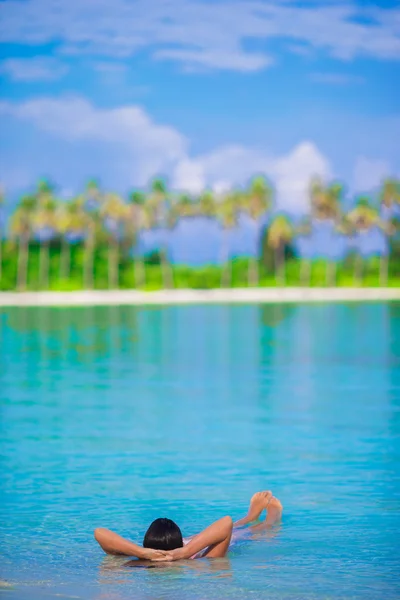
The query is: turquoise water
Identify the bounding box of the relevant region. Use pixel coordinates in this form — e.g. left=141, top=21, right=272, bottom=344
left=1, top=302, right=399, bottom=600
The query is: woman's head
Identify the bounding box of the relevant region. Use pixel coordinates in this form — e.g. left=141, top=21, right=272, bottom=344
left=143, top=518, right=183, bottom=551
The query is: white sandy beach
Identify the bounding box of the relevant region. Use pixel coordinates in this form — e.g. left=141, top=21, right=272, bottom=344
left=0, top=287, right=399, bottom=307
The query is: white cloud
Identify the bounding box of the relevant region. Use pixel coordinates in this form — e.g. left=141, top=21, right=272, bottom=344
left=186, top=145, right=270, bottom=185
left=0, top=94, right=333, bottom=213
left=153, top=48, right=273, bottom=73
left=172, top=142, right=331, bottom=213
left=5, top=94, right=396, bottom=213
left=93, top=62, right=127, bottom=75
left=173, top=159, right=205, bottom=195
left=91, top=61, right=150, bottom=95
left=310, top=72, right=365, bottom=85
left=270, top=141, right=332, bottom=212
left=0, top=95, right=187, bottom=185
left=213, top=181, right=233, bottom=196
left=352, top=156, right=392, bottom=192
left=0, top=1, right=399, bottom=72
left=0, top=57, right=68, bottom=81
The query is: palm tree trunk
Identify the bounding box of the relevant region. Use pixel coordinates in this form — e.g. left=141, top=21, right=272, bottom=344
left=17, top=237, right=29, bottom=291
left=84, top=238, right=94, bottom=289
left=161, top=250, right=173, bottom=289
left=300, top=259, right=311, bottom=287
left=326, top=261, right=336, bottom=287
left=222, top=262, right=231, bottom=288
left=248, top=258, right=259, bottom=287
left=134, top=256, right=145, bottom=288
left=354, top=254, right=363, bottom=286
left=60, top=238, right=70, bottom=280
left=221, top=230, right=231, bottom=288
left=275, top=244, right=286, bottom=286
left=39, top=241, right=49, bottom=289
left=379, top=255, right=388, bottom=287
left=108, top=238, right=119, bottom=289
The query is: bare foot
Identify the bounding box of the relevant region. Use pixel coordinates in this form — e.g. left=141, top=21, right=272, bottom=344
left=248, top=491, right=273, bottom=521
left=265, top=496, right=283, bottom=525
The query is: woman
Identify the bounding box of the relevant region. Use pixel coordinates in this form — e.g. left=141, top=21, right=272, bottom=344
left=94, top=491, right=283, bottom=562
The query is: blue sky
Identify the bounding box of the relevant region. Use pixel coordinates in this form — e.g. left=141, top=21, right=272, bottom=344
left=0, top=0, right=399, bottom=214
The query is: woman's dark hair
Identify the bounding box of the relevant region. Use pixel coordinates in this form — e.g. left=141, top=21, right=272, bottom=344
left=143, top=518, right=183, bottom=551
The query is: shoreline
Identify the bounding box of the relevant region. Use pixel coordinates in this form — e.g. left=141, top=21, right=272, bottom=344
left=0, top=287, right=399, bottom=307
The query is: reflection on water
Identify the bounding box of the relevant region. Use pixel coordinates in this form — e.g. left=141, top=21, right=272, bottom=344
left=2, top=302, right=398, bottom=368
left=1, top=302, right=400, bottom=600
left=99, top=555, right=232, bottom=576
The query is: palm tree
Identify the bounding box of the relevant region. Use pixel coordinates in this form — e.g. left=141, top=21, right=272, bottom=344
left=127, top=191, right=146, bottom=288
left=379, top=179, right=400, bottom=286
left=218, top=195, right=238, bottom=288
left=380, top=178, right=400, bottom=211
left=33, top=196, right=58, bottom=289
left=175, top=194, right=194, bottom=219
left=83, top=211, right=96, bottom=290
left=326, top=183, right=346, bottom=287
left=0, top=185, right=4, bottom=282
left=295, top=218, right=313, bottom=286
left=101, top=193, right=127, bottom=289
left=199, top=190, right=216, bottom=218
left=328, top=215, right=353, bottom=287
left=379, top=220, right=397, bottom=287
left=32, top=179, right=58, bottom=289
left=151, top=177, right=167, bottom=200
left=150, top=177, right=173, bottom=289
left=36, top=178, right=54, bottom=205
left=57, top=203, right=71, bottom=281
left=309, top=176, right=324, bottom=213
left=9, top=195, right=36, bottom=290
left=309, top=178, right=345, bottom=286
left=85, top=179, right=102, bottom=212
left=325, top=259, right=336, bottom=287
left=310, top=177, right=343, bottom=220
left=58, top=198, right=86, bottom=281
left=347, top=197, right=381, bottom=286
left=246, top=176, right=272, bottom=286
left=83, top=180, right=102, bottom=289
left=267, top=215, right=294, bottom=286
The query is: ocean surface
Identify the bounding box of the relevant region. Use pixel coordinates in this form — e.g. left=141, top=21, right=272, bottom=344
left=1, top=302, right=399, bottom=600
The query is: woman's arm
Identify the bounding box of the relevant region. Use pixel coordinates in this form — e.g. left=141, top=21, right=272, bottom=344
left=94, top=528, right=166, bottom=560
left=164, top=516, right=233, bottom=561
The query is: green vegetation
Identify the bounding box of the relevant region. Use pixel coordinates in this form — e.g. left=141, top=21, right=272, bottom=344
left=1, top=242, right=399, bottom=291
left=0, top=176, right=400, bottom=291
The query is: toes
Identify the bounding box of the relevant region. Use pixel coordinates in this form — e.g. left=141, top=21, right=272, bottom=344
left=263, top=491, right=273, bottom=506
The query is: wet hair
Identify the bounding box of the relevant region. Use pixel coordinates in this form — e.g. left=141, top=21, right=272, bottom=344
left=143, top=518, right=184, bottom=551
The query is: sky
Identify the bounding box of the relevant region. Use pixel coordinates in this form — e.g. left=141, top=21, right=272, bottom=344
left=0, top=0, right=399, bottom=214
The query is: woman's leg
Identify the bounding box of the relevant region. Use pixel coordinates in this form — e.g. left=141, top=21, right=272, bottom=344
left=233, top=491, right=273, bottom=528
left=201, top=518, right=233, bottom=558
left=249, top=496, right=283, bottom=532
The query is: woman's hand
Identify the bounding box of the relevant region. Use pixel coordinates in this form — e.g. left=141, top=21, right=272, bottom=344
left=140, top=548, right=171, bottom=561
left=152, top=547, right=185, bottom=562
